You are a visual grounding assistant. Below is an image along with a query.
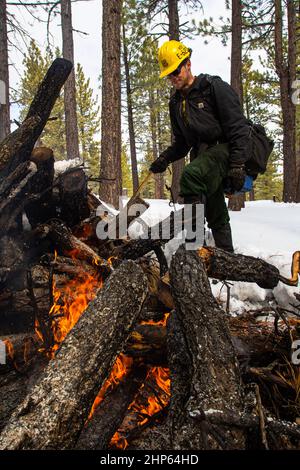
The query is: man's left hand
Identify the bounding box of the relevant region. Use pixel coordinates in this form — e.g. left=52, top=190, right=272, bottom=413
left=227, top=165, right=246, bottom=192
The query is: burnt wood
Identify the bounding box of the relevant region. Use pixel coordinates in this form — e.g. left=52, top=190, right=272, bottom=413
left=0, top=58, right=73, bottom=177
left=58, top=168, right=90, bottom=227
left=199, top=247, right=280, bottom=289
left=25, top=147, right=55, bottom=228
left=0, top=260, right=148, bottom=450
left=168, top=246, right=246, bottom=449
left=0, top=161, right=37, bottom=235
left=75, top=365, right=148, bottom=450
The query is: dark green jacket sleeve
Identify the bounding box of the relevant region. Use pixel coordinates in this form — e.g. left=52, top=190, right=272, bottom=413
left=160, top=101, right=191, bottom=162
left=212, top=77, right=250, bottom=166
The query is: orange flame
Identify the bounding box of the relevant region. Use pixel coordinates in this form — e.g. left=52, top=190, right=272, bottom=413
left=49, top=272, right=102, bottom=348
left=3, top=340, right=14, bottom=362
left=110, top=366, right=170, bottom=449
left=140, top=312, right=170, bottom=327
left=110, top=432, right=128, bottom=450
left=88, top=354, right=133, bottom=421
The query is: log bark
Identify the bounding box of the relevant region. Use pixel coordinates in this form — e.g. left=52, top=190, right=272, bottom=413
left=168, top=246, right=245, bottom=449
left=75, top=365, right=148, bottom=450
left=0, top=260, right=148, bottom=450
left=0, top=58, right=73, bottom=177
left=0, top=356, right=47, bottom=434
left=59, top=168, right=90, bottom=227
left=198, top=246, right=280, bottom=289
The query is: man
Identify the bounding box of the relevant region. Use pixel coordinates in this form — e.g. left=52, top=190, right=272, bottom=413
left=149, top=40, right=252, bottom=252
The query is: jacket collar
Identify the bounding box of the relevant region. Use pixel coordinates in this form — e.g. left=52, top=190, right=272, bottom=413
left=173, top=75, right=203, bottom=100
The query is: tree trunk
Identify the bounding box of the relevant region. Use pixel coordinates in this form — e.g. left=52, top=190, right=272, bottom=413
left=156, top=90, right=165, bottom=198
left=228, top=0, right=245, bottom=212
left=296, top=3, right=300, bottom=201
left=122, top=23, right=139, bottom=194
left=99, top=0, right=122, bottom=208
left=168, top=0, right=185, bottom=202
left=61, top=0, right=80, bottom=161
left=0, top=0, right=10, bottom=141
left=149, top=89, right=162, bottom=199
left=275, top=0, right=297, bottom=202
left=0, top=261, right=148, bottom=450
left=231, top=0, right=243, bottom=102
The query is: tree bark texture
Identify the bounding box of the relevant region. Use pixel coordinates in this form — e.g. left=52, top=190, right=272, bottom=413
left=168, top=246, right=245, bottom=449
left=122, top=23, right=139, bottom=194
left=149, top=89, right=163, bottom=199
left=99, top=0, right=122, bottom=208
left=168, top=0, right=185, bottom=202
left=198, top=246, right=280, bottom=289
left=228, top=0, right=245, bottom=212
left=275, top=0, right=297, bottom=202
left=0, top=58, right=73, bottom=177
left=0, top=0, right=10, bottom=141
left=61, top=0, right=80, bottom=160
left=0, top=260, right=148, bottom=450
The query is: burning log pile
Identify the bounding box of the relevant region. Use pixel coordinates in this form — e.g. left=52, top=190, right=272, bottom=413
left=0, top=59, right=300, bottom=451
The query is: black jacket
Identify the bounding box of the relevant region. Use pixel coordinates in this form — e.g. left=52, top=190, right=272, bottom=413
left=161, top=74, right=251, bottom=166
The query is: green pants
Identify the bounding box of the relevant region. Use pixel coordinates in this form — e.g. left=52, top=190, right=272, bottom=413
left=180, top=143, right=230, bottom=230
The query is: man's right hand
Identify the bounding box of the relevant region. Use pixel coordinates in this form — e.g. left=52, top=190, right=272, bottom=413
left=149, top=154, right=169, bottom=173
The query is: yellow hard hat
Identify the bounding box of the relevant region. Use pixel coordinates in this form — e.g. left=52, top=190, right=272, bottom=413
left=158, top=40, right=191, bottom=78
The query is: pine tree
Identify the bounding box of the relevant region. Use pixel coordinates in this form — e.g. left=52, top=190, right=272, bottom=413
left=242, top=57, right=283, bottom=200
left=16, top=40, right=66, bottom=159
left=16, top=41, right=101, bottom=168
left=76, top=63, right=100, bottom=174
left=254, top=151, right=283, bottom=201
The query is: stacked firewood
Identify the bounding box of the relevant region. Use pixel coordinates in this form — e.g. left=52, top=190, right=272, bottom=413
left=0, top=59, right=299, bottom=451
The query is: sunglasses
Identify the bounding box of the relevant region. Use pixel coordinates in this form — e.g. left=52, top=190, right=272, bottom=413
left=168, top=60, right=187, bottom=78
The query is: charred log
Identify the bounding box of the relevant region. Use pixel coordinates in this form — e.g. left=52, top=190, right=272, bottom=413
left=0, top=161, right=37, bottom=235
left=125, top=324, right=167, bottom=366
left=198, top=247, right=280, bottom=289
left=25, top=147, right=55, bottom=228
left=0, top=58, right=73, bottom=177
left=75, top=364, right=148, bottom=450
left=58, top=168, right=90, bottom=227
left=36, top=220, right=111, bottom=277
left=0, top=260, right=148, bottom=450
left=168, top=246, right=245, bottom=449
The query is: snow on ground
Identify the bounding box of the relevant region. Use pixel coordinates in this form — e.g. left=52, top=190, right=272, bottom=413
left=125, top=199, right=300, bottom=314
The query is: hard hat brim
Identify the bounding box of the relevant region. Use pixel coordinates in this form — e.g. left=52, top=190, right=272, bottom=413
left=159, top=56, right=189, bottom=79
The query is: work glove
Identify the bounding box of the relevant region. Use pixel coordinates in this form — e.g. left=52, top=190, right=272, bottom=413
left=149, top=154, right=169, bottom=174
left=227, top=164, right=246, bottom=192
